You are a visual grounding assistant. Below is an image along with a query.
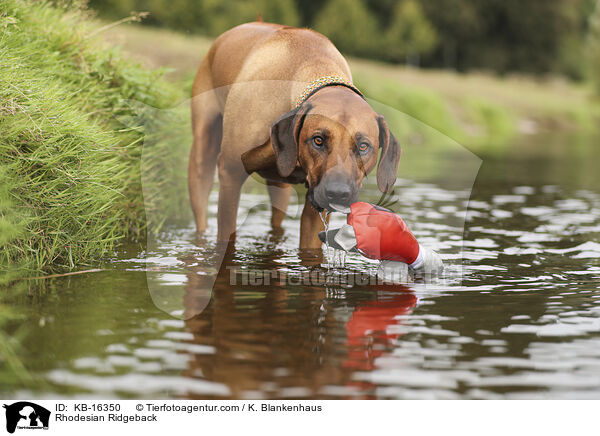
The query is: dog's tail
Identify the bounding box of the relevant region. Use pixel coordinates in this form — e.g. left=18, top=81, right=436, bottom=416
left=256, top=12, right=263, bottom=22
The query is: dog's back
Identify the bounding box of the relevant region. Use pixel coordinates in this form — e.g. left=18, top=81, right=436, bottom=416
left=194, top=22, right=352, bottom=98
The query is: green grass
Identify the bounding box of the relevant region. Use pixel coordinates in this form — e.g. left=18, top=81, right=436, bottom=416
left=0, top=0, right=189, bottom=274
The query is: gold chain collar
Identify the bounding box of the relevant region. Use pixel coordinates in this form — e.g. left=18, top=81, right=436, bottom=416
left=295, top=75, right=364, bottom=108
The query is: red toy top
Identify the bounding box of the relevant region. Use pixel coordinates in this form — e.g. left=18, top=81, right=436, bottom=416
left=347, top=202, right=420, bottom=264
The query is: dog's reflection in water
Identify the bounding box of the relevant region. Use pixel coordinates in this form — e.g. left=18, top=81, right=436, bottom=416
left=180, top=237, right=417, bottom=399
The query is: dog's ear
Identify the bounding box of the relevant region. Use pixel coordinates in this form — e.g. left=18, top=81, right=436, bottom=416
left=376, top=115, right=401, bottom=193
left=271, top=103, right=311, bottom=177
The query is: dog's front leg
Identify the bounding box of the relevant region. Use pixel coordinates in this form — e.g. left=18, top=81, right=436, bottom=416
left=300, top=194, right=329, bottom=250
left=217, top=156, right=248, bottom=242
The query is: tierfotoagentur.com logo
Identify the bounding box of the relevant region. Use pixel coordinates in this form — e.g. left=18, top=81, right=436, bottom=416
left=226, top=264, right=460, bottom=287
left=2, top=402, right=50, bottom=434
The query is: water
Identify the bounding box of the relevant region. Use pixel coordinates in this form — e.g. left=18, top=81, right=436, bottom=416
left=2, top=133, right=600, bottom=399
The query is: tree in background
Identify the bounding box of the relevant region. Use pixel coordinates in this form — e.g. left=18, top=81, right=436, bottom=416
left=88, top=0, right=595, bottom=79
left=419, top=0, right=579, bottom=74
left=417, top=0, right=483, bottom=70
left=554, top=0, right=597, bottom=80
left=89, top=0, right=299, bottom=35
left=146, top=0, right=206, bottom=31
left=313, top=0, right=379, bottom=58
left=203, top=0, right=299, bottom=35
left=89, top=0, right=205, bottom=31
left=588, top=0, right=600, bottom=93
left=383, top=0, right=437, bottom=64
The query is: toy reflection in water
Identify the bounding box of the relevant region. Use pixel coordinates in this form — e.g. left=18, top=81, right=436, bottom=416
left=343, top=285, right=417, bottom=371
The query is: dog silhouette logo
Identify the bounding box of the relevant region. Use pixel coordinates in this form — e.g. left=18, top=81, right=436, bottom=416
left=2, top=402, right=50, bottom=434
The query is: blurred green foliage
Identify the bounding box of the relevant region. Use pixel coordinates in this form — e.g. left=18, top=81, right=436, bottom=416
left=89, top=0, right=597, bottom=78
left=90, top=0, right=299, bottom=35
left=383, top=0, right=437, bottom=63
left=588, top=1, right=600, bottom=93
left=314, top=0, right=379, bottom=58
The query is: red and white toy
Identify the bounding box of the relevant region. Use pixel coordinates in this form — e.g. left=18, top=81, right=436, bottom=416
left=319, top=201, right=443, bottom=281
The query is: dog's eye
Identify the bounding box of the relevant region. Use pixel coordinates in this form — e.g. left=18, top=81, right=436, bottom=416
left=357, top=142, right=371, bottom=155
left=312, top=135, right=324, bottom=148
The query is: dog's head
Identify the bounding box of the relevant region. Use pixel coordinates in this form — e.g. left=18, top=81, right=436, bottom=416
left=271, top=87, right=401, bottom=212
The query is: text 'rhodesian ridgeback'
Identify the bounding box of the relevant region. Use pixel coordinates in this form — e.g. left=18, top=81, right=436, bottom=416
left=189, top=21, right=401, bottom=250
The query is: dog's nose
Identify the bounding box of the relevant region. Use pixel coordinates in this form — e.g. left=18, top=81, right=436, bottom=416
left=326, top=183, right=352, bottom=204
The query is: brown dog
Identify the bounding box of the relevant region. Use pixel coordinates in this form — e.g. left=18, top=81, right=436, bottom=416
left=189, top=22, right=401, bottom=249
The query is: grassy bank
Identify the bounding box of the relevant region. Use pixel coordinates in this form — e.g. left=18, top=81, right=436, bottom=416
left=102, top=23, right=600, bottom=149
left=0, top=1, right=189, bottom=275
